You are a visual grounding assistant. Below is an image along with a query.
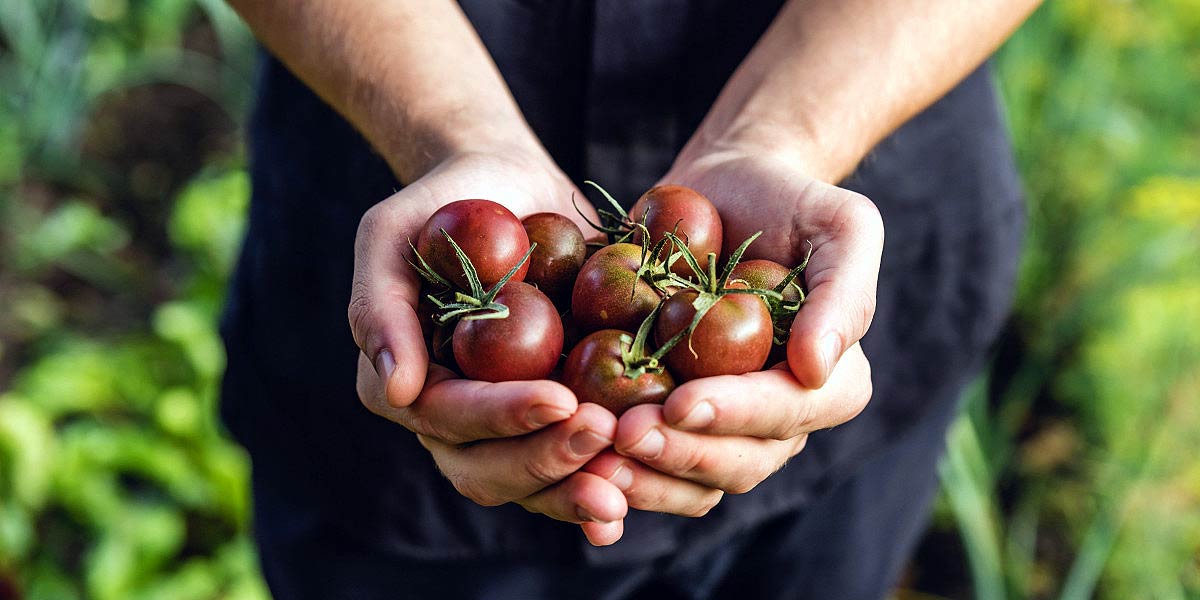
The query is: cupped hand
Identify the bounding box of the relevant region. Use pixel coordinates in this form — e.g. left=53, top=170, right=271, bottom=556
left=349, top=151, right=626, bottom=546
left=585, top=150, right=882, bottom=516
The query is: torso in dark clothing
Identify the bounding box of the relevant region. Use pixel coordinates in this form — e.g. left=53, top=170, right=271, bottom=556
left=219, top=0, right=1024, bottom=567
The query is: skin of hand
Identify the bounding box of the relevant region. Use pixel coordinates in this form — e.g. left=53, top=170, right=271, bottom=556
left=583, top=0, right=1041, bottom=519
left=582, top=150, right=882, bottom=516
left=228, top=0, right=629, bottom=545
left=349, top=150, right=629, bottom=546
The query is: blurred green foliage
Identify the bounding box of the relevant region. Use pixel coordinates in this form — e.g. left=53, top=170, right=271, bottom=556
left=931, top=0, right=1200, bottom=599
left=0, top=0, right=263, bottom=597
left=0, top=0, right=1197, bottom=598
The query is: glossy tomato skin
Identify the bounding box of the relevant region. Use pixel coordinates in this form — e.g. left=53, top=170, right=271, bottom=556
left=522, top=212, right=586, bottom=305
left=571, top=243, right=662, bottom=334
left=416, top=200, right=530, bottom=289
left=452, top=281, right=563, bottom=382
left=729, top=259, right=804, bottom=303
left=630, top=185, right=723, bottom=274
left=729, top=259, right=804, bottom=365
left=561, top=330, right=675, bottom=416
left=654, top=289, right=773, bottom=382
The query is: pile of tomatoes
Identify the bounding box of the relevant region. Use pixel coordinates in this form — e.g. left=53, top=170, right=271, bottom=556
left=410, top=183, right=811, bottom=416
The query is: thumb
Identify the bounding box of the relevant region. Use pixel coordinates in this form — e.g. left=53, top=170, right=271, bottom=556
left=348, top=203, right=429, bottom=407
left=787, top=189, right=884, bottom=388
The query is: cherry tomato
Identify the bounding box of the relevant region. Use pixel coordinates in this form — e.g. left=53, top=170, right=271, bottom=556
left=728, top=259, right=804, bottom=303
left=654, top=289, right=773, bottom=381
left=416, top=199, right=530, bottom=289
left=452, top=281, right=563, bottom=382
left=522, top=212, right=586, bottom=304
left=561, top=330, right=675, bottom=416
left=630, top=185, right=723, bottom=274
left=571, top=243, right=663, bottom=334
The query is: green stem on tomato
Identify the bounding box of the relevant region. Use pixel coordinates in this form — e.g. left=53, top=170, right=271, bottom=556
left=413, top=229, right=536, bottom=325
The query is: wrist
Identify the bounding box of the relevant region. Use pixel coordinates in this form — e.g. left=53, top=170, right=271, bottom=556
left=673, top=114, right=843, bottom=185
left=379, top=111, right=547, bottom=185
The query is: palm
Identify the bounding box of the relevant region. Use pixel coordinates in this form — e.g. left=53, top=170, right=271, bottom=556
left=661, top=152, right=883, bottom=388
left=349, top=152, right=625, bottom=547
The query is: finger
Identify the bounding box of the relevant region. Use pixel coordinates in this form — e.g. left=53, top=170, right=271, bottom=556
left=362, top=365, right=578, bottom=444
left=614, top=405, right=804, bottom=494
left=348, top=198, right=431, bottom=407
left=786, top=183, right=884, bottom=388
left=661, top=346, right=872, bottom=439
left=580, top=520, right=624, bottom=546
left=583, top=451, right=723, bottom=517
left=419, top=403, right=616, bottom=506
left=517, top=471, right=627, bottom=524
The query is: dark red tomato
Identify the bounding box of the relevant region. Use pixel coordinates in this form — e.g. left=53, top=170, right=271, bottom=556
left=654, top=289, right=773, bottom=382
left=561, top=330, right=675, bottom=416
left=571, top=243, right=662, bottom=334
left=630, top=185, right=723, bottom=274
left=522, top=212, right=586, bottom=304
left=728, top=259, right=804, bottom=303
left=453, top=281, right=563, bottom=382
left=430, top=323, right=457, bottom=370
left=416, top=200, right=530, bottom=289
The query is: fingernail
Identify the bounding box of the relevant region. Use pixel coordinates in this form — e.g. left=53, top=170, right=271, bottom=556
left=374, top=349, right=396, bottom=381
left=676, top=401, right=714, bottom=429
left=629, top=428, right=665, bottom=460
left=607, top=465, right=633, bottom=491
left=576, top=507, right=607, bottom=523
left=820, top=333, right=841, bottom=381
left=527, top=404, right=572, bottom=429
left=569, top=429, right=611, bottom=456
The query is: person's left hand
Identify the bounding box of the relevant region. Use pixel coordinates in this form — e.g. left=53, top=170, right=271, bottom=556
left=583, top=149, right=882, bottom=516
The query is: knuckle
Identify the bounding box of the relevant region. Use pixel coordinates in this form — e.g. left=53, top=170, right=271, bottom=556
left=642, top=481, right=676, bottom=511
left=523, top=458, right=563, bottom=488
left=725, top=475, right=761, bottom=495
left=791, top=394, right=819, bottom=437
left=406, top=412, right=447, bottom=440
left=453, top=477, right=505, bottom=507
left=356, top=204, right=383, bottom=244
left=347, top=279, right=374, bottom=349
left=847, top=191, right=884, bottom=237
left=725, top=458, right=779, bottom=495
left=503, top=399, right=532, bottom=435
left=793, top=435, right=809, bottom=456
left=687, top=491, right=724, bottom=517
left=673, top=443, right=710, bottom=479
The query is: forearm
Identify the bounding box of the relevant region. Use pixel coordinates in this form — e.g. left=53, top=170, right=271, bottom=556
left=680, top=0, right=1041, bottom=183
left=227, top=0, right=542, bottom=183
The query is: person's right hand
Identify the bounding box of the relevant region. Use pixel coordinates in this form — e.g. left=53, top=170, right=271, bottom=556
left=348, top=150, right=629, bottom=546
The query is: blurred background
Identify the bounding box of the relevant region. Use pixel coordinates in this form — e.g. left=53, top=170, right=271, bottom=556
left=0, top=1, right=1196, bottom=598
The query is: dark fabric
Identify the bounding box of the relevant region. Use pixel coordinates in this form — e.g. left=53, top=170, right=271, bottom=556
left=219, top=0, right=1024, bottom=590
left=252, top=383, right=962, bottom=600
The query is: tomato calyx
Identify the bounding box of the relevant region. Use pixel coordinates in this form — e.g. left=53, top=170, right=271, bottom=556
left=768, top=241, right=813, bottom=344
left=664, top=231, right=783, bottom=358
left=729, top=241, right=814, bottom=345
left=573, top=180, right=639, bottom=246
left=630, top=224, right=690, bottom=297
left=620, top=302, right=688, bottom=380
left=410, top=228, right=536, bottom=324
